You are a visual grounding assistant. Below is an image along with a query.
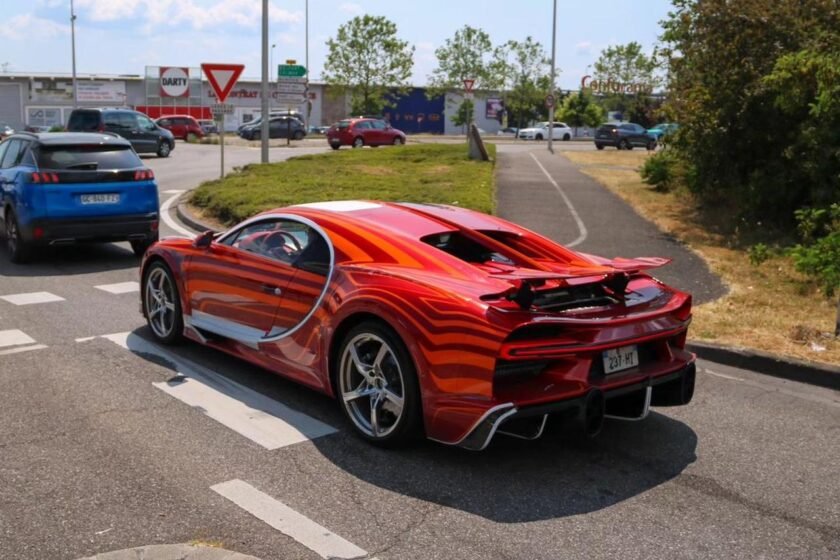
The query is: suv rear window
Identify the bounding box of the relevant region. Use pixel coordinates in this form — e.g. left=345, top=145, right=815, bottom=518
left=67, top=111, right=101, bottom=132
left=36, top=145, right=142, bottom=170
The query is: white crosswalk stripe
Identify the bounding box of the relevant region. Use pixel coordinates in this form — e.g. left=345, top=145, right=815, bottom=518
left=0, top=329, right=36, bottom=348
left=0, top=292, right=65, bottom=305
left=211, top=479, right=375, bottom=560
left=99, top=332, right=338, bottom=449
left=94, top=281, right=140, bottom=294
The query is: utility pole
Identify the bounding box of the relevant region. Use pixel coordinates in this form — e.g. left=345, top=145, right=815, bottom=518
left=548, top=0, right=557, bottom=154
left=305, top=0, right=309, bottom=130
left=70, top=0, right=78, bottom=109
left=260, top=0, right=270, bottom=163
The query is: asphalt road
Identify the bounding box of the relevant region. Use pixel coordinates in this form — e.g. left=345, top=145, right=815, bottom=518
left=0, top=142, right=838, bottom=560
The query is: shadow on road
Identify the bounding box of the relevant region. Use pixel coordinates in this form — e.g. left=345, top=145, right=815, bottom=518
left=0, top=242, right=139, bottom=277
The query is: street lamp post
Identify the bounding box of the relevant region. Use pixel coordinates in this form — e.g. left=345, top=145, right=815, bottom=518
left=70, top=0, right=78, bottom=109
left=548, top=0, right=557, bottom=154
left=305, top=0, right=309, bottom=130
left=260, top=0, right=269, bottom=162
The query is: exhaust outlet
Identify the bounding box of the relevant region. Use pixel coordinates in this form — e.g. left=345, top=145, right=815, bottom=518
left=579, top=389, right=605, bottom=437
left=651, top=362, right=696, bottom=407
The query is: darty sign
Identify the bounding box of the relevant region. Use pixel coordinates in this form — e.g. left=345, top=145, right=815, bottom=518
left=160, top=67, right=190, bottom=97
left=581, top=75, right=653, bottom=95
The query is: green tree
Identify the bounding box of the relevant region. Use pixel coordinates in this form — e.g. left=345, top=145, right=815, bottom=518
left=589, top=41, right=660, bottom=126
left=492, top=37, right=553, bottom=129
left=323, top=15, right=414, bottom=116
left=429, top=25, right=499, bottom=128
left=556, top=91, right=605, bottom=135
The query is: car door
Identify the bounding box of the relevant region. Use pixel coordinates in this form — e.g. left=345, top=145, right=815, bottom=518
left=354, top=120, right=373, bottom=143
left=184, top=218, right=301, bottom=344
left=369, top=119, right=388, bottom=145
left=269, top=117, right=286, bottom=138
left=629, top=123, right=649, bottom=146
left=134, top=113, right=161, bottom=152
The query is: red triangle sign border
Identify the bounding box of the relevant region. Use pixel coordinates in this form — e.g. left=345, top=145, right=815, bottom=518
left=202, top=63, right=245, bottom=103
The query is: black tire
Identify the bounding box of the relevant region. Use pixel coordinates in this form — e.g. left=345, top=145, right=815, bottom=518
left=535, top=133, right=543, bottom=141
left=330, top=144, right=340, bottom=150
left=618, top=139, right=630, bottom=150
left=130, top=234, right=158, bottom=257
left=352, top=136, right=364, bottom=148
left=142, top=261, right=184, bottom=345
left=5, top=209, right=32, bottom=264
left=335, top=321, right=422, bottom=446
left=157, top=141, right=172, bottom=158
left=293, top=130, right=304, bottom=141
left=392, top=136, right=404, bottom=146
left=647, top=140, right=657, bottom=151
left=250, top=132, right=260, bottom=141
left=563, top=133, right=571, bottom=141
left=595, top=143, right=605, bottom=150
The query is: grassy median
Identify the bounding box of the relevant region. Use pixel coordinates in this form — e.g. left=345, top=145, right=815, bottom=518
left=190, top=143, right=496, bottom=225
left=564, top=150, right=839, bottom=367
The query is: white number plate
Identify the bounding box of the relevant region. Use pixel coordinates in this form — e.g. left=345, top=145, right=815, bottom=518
left=602, top=345, right=639, bottom=374
left=81, top=193, right=120, bottom=205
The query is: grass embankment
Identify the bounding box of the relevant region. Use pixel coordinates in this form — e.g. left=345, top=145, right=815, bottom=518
left=564, top=150, right=839, bottom=366
left=190, top=143, right=496, bottom=225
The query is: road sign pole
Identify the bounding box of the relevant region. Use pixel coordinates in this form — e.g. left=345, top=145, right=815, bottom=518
left=287, top=104, right=291, bottom=146
left=261, top=0, right=269, bottom=163
left=220, top=125, right=225, bottom=179
left=548, top=0, right=557, bottom=154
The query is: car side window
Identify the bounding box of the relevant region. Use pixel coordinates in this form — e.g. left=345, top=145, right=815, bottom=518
left=158, top=118, right=171, bottom=127
left=17, top=142, right=35, bottom=167
left=355, top=121, right=371, bottom=130
left=221, top=219, right=327, bottom=269
left=117, top=113, right=137, bottom=130
left=370, top=120, right=386, bottom=130
left=0, top=142, right=10, bottom=167
left=137, top=115, right=157, bottom=131
left=0, top=140, right=22, bottom=169
left=104, top=112, right=124, bottom=129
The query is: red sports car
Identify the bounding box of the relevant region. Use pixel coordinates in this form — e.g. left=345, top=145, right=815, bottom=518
left=140, top=201, right=695, bottom=450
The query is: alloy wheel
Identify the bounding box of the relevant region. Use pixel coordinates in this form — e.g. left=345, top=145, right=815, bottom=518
left=145, top=267, right=177, bottom=339
left=339, top=333, right=406, bottom=439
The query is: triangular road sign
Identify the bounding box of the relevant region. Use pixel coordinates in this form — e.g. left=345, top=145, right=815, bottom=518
left=463, top=78, right=475, bottom=92
left=202, top=63, right=245, bottom=103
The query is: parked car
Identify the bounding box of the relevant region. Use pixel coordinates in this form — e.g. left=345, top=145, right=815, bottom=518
left=496, top=127, right=519, bottom=137
left=518, top=122, right=572, bottom=141
left=326, top=118, right=406, bottom=149
left=594, top=122, right=657, bottom=150
left=155, top=115, right=205, bottom=141
left=237, top=111, right=304, bottom=135
left=197, top=119, right=219, bottom=135
left=140, top=200, right=696, bottom=448
left=0, top=122, right=14, bottom=139
left=24, top=125, right=52, bottom=133
left=647, top=122, right=679, bottom=140
left=66, top=108, right=175, bottom=157
left=0, top=132, right=159, bottom=262
left=308, top=125, right=329, bottom=135
left=239, top=116, right=307, bottom=140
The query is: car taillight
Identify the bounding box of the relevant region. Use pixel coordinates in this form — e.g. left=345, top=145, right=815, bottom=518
left=134, top=169, right=155, bottom=181
left=30, top=172, right=60, bottom=183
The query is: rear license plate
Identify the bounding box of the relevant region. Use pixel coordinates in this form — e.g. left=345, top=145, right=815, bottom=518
left=602, top=345, right=639, bottom=374
left=81, top=193, right=120, bottom=205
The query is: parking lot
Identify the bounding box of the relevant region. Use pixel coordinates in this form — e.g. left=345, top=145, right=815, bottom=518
left=1, top=142, right=838, bottom=560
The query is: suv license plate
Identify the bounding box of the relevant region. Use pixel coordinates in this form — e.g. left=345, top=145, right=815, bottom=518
left=81, top=193, right=120, bottom=205
left=603, top=345, right=639, bottom=374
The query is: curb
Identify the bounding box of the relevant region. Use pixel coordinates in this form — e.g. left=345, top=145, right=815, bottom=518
left=172, top=194, right=839, bottom=392
left=77, top=543, right=262, bottom=560
left=688, top=341, right=840, bottom=391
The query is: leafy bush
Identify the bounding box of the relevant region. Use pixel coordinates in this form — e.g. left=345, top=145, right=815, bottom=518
left=640, top=150, right=680, bottom=192
left=748, top=243, right=771, bottom=266
left=791, top=204, right=840, bottom=296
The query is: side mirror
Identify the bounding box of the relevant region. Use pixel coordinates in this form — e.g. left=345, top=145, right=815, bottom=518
left=193, top=230, right=215, bottom=249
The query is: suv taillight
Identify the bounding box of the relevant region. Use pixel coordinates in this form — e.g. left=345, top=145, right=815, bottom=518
left=134, top=169, right=154, bottom=181
left=29, top=172, right=59, bottom=184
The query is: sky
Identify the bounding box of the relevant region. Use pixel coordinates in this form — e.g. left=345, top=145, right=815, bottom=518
left=0, top=0, right=673, bottom=89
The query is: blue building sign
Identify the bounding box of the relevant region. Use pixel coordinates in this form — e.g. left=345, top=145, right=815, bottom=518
left=383, top=88, right=444, bottom=134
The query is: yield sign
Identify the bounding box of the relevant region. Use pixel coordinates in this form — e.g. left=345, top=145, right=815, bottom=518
left=463, top=78, right=475, bottom=92
left=202, top=63, right=245, bottom=103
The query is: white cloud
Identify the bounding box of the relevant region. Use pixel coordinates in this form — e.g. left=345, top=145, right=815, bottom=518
left=575, top=41, right=592, bottom=55
left=338, top=3, right=363, bottom=15
left=0, top=14, right=69, bottom=40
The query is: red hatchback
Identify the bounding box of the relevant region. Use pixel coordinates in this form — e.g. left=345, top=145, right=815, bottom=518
left=155, top=115, right=205, bottom=141
left=326, top=118, right=406, bottom=149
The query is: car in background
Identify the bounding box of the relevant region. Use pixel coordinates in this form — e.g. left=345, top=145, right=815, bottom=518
left=326, top=118, right=406, bottom=149
left=140, top=200, right=696, bottom=448
left=496, top=127, right=519, bottom=138
left=197, top=119, right=218, bottom=135
left=594, top=122, right=657, bottom=150
left=66, top=108, right=175, bottom=157
left=0, top=132, right=159, bottom=263
left=0, top=122, right=14, bottom=139
left=239, top=116, right=307, bottom=141
left=518, top=122, right=572, bottom=141
left=647, top=122, right=679, bottom=141
left=155, top=115, right=205, bottom=142
left=237, top=111, right=304, bottom=135
left=308, top=125, right=329, bottom=135
left=24, top=125, right=52, bottom=133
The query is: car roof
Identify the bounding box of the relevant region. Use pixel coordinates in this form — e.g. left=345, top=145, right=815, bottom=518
left=157, top=115, right=196, bottom=120
left=12, top=132, right=132, bottom=147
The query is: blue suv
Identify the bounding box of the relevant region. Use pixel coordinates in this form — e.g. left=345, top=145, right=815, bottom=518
left=0, top=132, right=159, bottom=263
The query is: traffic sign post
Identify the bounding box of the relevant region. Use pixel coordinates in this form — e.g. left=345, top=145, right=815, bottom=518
left=202, top=63, right=245, bottom=179
left=277, top=62, right=307, bottom=146
left=545, top=93, right=556, bottom=108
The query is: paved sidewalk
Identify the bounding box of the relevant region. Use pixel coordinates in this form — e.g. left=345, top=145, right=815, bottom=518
left=495, top=147, right=727, bottom=304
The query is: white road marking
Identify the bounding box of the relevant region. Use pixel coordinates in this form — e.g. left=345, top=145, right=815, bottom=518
left=701, top=366, right=840, bottom=408
left=703, top=369, right=744, bottom=381
left=529, top=152, right=588, bottom=247
left=159, top=191, right=196, bottom=238
left=211, top=479, right=371, bottom=560
left=0, top=344, right=48, bottom=356
left=0, top=291, right=65, bottom=305
left=94, top=281, right=140, bottom=294
left=162, top=189, right=184, bottom=194
left=75, top=336, right=96, bottom=342
left=100, top=332, right=338, bottom=449
left=0, top=329, right=36, bottom=348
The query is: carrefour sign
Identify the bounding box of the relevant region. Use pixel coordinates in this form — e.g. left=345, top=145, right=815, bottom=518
left=581, top=75, right=653, bottom=95
left=160, top=67, right=190, bottom=97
